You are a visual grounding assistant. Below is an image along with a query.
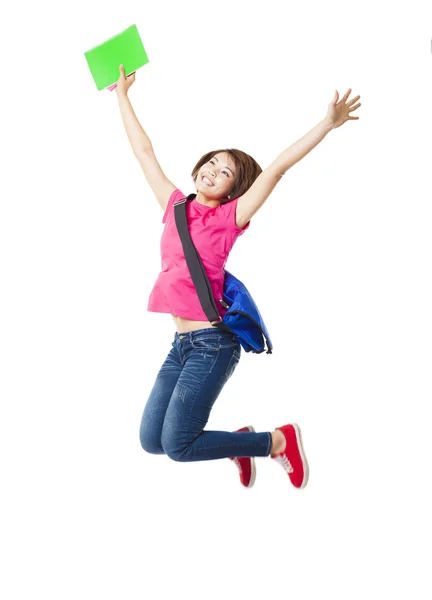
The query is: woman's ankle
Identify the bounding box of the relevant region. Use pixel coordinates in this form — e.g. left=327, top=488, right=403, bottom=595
left=270, top=429, right=286, bottom=458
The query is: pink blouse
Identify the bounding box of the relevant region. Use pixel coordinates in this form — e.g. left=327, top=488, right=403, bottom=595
left=147, top=189, right=250, bottom=320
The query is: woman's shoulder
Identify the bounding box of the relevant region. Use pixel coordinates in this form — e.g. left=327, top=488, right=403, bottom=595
left=218, top=197, right=251, bottom=233
left=162, top=189, right=186, bottom=223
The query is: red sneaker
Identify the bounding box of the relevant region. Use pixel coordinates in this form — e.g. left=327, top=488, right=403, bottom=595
left=229, top=426, right=256, bottom=488
left=272, top=423, right=309, bottom=489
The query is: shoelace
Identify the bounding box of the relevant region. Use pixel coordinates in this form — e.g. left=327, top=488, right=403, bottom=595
left=231, top=457, right=242, bottom=470
left=275, top=454, right=293, bottom=473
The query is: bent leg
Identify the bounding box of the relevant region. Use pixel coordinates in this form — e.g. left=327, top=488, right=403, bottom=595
left=139, top=344, right=183, bottom=454
left=161, top=343, right=271, bottom=461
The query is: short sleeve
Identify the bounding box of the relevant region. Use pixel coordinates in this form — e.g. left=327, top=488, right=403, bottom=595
left=162, top=189, right=186, bottom=224
left=218, top=196, right=251, bottom=234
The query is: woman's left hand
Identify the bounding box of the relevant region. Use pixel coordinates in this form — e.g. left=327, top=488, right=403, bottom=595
left=326, top=89, right=361, bottom=129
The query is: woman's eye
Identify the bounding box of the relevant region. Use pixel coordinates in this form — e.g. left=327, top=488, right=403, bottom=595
left=208, top=160, right=229, bottom=177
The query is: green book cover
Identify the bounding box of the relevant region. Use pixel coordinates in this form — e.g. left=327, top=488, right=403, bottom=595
left=84, top=25, right=149, bottom=91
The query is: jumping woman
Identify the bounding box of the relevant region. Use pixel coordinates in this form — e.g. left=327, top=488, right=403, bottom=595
left=115, top=64, right=360, bottom=489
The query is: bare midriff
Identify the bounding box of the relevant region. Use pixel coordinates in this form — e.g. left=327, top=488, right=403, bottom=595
left=171, top=314, right=216, bottom=334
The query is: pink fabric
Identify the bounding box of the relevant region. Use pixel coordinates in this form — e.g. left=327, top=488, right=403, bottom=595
left=147, top=189, right=250, bottom=320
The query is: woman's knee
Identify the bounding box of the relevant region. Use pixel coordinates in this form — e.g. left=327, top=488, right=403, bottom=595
left=139, top=427, right=165, bottom=455
left=160, top=430, right=188, bottom=462
left=164, top=448, right=187, bottom=461
left=161, top=426, right=201, bottom=462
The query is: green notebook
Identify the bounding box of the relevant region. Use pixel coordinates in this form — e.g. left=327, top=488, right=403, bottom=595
left=84, top=25, right=149, bottom=91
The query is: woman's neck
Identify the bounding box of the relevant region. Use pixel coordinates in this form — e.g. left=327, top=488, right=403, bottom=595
left=195, top=191, right=222, bottom=208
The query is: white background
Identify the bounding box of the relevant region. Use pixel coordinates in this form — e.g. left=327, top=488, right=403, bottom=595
left=1, top=1, right=432, bottom=598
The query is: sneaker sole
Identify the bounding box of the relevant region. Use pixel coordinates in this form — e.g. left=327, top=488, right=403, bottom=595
left=245, top=425, right=257, bottom=488
left=291, top=423, right=309, bottom=489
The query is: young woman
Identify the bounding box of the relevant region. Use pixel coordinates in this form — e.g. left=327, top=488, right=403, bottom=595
left=115, top=64, right=360, bottom=489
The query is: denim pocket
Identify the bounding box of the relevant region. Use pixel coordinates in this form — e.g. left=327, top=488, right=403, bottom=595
left=225, top=348, right=241, bottom=381
left=191, top=336, right=221, bottom=351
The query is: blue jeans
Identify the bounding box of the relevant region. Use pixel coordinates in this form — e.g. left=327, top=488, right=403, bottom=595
left=139, top=327, right=272, bottom=461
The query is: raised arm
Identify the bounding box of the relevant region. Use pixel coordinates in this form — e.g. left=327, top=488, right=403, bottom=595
left=116, top=66, right=176, bottom=212
left=235, top=89, right=361, bottom=228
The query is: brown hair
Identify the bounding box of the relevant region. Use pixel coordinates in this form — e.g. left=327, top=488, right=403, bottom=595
left=191, top=148, right=262, bottom=201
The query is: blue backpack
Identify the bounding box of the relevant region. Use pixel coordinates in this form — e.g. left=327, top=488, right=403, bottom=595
left=174, top=194, right=273, bottom=354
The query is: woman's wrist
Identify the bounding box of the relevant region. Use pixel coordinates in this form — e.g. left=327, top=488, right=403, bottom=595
left=116, top=90, right=129, bottom=102
left=321, top=116, right=334, bottom=133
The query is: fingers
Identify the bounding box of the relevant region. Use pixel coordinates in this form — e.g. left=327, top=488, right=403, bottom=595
left=118, top=65, right=125, bottom=85
left=348, top=102, right=361, bottom=112
left=347, top=95, right=361, bottom=106
left=341, top=88, right=352, bottom=102
left=119, top=65, right=136, bottom=84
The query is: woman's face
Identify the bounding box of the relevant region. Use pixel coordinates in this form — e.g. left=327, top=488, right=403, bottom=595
left=196, top=152, right=237, bottom=200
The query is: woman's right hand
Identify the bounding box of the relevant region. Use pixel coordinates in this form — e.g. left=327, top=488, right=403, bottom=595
left=115, top=64, right=136, bottom=96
